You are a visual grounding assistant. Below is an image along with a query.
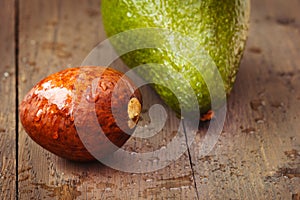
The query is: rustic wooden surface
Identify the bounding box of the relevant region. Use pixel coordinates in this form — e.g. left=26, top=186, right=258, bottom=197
left=0, top=0, right=299, bottom=199
left=0, top=0, right=17, bottom=199
left=190, top=0, right=300, bottom=199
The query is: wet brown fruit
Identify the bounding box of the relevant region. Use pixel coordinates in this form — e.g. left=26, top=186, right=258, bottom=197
left=19, top=66, right=142, bottom=162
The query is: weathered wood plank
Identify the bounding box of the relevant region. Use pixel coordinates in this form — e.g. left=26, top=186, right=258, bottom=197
left=190, top=0, right=300, bottom=199
left=18, top=0, right=198, bottom=199
left=18, top=0, right=300, bottom=199
left=0, top=0, right=16, bottom=199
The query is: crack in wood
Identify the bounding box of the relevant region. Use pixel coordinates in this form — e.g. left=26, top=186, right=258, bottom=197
left=182, top=119, right=200, bottom=200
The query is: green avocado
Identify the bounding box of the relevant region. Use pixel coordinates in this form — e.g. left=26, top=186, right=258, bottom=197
left=101, top=0, right=250, bottom=115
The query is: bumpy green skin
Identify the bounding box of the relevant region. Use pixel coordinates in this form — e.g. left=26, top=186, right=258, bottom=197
left=102, top=0, right=250, bottom=114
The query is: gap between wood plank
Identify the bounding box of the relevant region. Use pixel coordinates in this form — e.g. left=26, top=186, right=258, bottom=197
left=182, top=119, right=200, bottom=200
left=14, top=0, right=19, bottom=199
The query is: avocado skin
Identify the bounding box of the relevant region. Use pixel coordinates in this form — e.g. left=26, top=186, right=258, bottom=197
left=102, top=0, right=250, bottom=114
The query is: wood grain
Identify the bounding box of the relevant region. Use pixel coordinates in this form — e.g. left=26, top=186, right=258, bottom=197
left=189, top=0, right=300, bottom=199
left=0, top=0, right=16, bottom=199
left=15, top=0, right=300, bottom=199
left=17, top=0, right=197, bottom=199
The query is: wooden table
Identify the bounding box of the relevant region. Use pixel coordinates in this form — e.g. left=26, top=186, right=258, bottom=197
left=1, top=0, right=299, bottom=199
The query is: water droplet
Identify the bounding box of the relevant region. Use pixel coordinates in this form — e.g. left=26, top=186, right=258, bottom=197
left=160, top=146, right=166, bottom=150
left=34, top=109, right=43, bottom=122
left=202, top=177, right=208, bottom=183
left=181, top=185, right=189, bottom=189
left=126, top=12, right=132, bottom=17
left=85, top=86, right=99, bottom=103
left=145, top=141, right=151, bottom=147
left=255, top=118, right=265, bottom=124
left=160, top=187, right=166, bottom=191
left=180, top=143, right=186, bottom=149
left=3, top=72, right=9, bottom=78
left=152, top=157, right=159, bottom=163
left=242, top=127, right=256, bottom=134
left=52, top=132, right=59, bottom=140
left=271, top=102, right=284, bottom=109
